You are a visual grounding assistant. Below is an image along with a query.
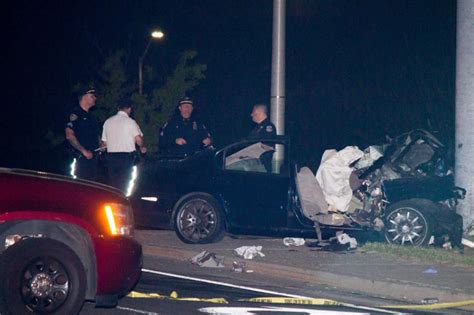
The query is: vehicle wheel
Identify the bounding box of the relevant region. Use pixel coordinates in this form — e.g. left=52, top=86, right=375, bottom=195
left=174, top=193, right=225, bottom=244
left=384, top=200, right=434, bottom=246
left=0, top=238, right=86, bottom=315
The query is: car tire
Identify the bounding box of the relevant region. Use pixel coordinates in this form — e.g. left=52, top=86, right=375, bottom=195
left=174, top=193, right=225, bottom=244
left=0, top=238, right=86, bottom=315
left=384, top=199, right=434, bottom=247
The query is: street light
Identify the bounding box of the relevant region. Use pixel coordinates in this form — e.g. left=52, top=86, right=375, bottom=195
left=138, top=29, right=165, bottom=95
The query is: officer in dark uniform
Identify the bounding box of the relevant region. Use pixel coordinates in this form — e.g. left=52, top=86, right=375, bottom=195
left=249, top=103, right=276, bottom=172
left=65, top=87, right=100, bottom=181
left=159, top=97, right=212, bottom=157
left=249, top=103, right=276, bottom=138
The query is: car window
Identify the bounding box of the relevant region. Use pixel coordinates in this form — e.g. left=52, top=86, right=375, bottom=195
left=224, top=141, right=287, bottom=175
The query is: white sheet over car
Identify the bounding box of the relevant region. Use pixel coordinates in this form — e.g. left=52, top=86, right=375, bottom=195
left=316, top=146, right=364, bottom=212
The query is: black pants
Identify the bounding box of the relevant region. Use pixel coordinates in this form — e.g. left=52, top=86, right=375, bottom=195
left=106, top=153, right=134, bottom=192
left=72, top=157, right=98, bottom=182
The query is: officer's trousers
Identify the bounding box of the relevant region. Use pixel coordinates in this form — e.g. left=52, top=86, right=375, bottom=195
left=106, top=152, right=134, bottom=193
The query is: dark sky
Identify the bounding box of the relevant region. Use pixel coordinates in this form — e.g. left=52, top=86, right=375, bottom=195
left=3, top=0, right=456, bottom=171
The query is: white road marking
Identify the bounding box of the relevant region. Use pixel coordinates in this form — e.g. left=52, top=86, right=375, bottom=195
left=142, top=269, right=401, bottom=314
left=117, top=305, right=159, bottom=315
left=199, top=306, right=369, bottom=314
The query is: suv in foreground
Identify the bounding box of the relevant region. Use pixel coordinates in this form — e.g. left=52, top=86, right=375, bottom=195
left=0, top=168, right=142, bottom=314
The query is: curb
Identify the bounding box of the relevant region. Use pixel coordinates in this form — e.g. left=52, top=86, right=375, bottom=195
left=143, top=245, right=474, bottom=305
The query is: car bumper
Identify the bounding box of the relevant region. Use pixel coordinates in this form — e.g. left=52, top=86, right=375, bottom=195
left=94, top=236, right=143, bottom=296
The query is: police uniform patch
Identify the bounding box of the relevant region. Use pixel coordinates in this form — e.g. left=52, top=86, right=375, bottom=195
left=266, top=125, right=273, bottom=133
left=69, top=114, right=78, bottom=121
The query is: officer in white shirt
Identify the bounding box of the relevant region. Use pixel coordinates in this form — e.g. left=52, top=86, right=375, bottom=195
left=101, top=98, right=146, bottom=193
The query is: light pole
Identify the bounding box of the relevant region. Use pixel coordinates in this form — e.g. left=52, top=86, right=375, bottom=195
left=138, top=30, right=164, bottom=95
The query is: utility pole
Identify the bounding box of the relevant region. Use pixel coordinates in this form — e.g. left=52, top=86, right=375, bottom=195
left=138, top=30, right=164, bottom=95
left=270, top=0, right=286, bottom=167
left=138, top=40, right=152, bottom=95
left=271, top=0, right=286, bottom=137
left=455, top=0, right=474, bottom=229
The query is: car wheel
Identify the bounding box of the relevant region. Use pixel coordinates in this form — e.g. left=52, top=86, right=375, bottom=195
left=384, top=200, right=434, bottom=246
left=174, top=193, right=225, bottom=244
left=0, top=238, right=86, bottom=315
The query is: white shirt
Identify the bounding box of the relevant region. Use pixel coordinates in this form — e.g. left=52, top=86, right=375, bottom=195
left=102, top=111, right=143, bottom=153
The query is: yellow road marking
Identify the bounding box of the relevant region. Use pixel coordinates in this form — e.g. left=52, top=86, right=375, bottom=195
left=127, top=291, right=228, bottom=304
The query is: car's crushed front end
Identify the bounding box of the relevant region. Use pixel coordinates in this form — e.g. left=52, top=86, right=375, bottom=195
left=351, top=130, right=464, bottom=246
left=298, top=130, right=464, bottom=246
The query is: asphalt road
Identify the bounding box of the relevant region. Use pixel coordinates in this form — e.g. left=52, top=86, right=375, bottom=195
left=81, top=270, right=400, bottom=315
left=80, top=230, right=474, bottom=315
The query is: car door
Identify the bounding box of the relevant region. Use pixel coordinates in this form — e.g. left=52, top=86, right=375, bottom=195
left=214, top=139, right=290, bottom=229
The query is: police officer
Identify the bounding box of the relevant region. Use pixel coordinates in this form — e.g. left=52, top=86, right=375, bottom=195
left=65, top=87, right=100, bottom=181
left=249, top=103, right=276, bottom=172
left=101, top=98, right=146, bottom=193
left=159, top=97, right=212, bottom=156
left=249, top=103, right=276, bottom=138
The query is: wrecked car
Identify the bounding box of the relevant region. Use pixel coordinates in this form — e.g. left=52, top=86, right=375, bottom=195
left=131, top=130, right=464, bottom=246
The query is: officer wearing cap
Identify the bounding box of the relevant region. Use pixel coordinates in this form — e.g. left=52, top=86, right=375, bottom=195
left=101, top=97, right=146, bottom=193
left=65, top=87, right=100, bottom=181
left=249, top=103, right=276, bottom=138
left=159, top=97, right=212, bottom=156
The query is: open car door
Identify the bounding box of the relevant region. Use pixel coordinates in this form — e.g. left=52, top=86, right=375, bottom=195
left=214, top=138, right=290, bottom=230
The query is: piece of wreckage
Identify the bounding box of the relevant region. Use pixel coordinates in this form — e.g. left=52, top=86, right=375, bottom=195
left=298, top=129, right=465, bottom=247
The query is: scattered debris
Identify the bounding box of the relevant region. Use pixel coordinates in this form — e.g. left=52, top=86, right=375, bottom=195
left=307, top=233, right=358, bottom=252
left=336, top=233, right=358, bottom=249
left=232, top=261, right=253, bottom=273
left=190, top=251, right=225, bottom=268
left=234, top=246, right=265, bottom=260
left=232, top=261, right=245, bottom=273
left=422, top=267, right=438, bottom=274
left=283, top=238, right=305, bottom=247
left=320, top=234, right=357, bottom=252
left=442, top=242, right=452, bottom=250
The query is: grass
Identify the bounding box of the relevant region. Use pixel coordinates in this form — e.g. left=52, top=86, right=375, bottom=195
left=360, top=242, right=474, bottom=267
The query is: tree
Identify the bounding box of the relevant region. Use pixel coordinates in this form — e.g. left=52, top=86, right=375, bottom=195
left=134, top=50, right=207, bottom=152
left=48, top=49, right=207, bottom=155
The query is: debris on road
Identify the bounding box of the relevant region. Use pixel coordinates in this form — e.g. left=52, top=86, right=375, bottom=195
left=422, top=267, right=438, bottom=274
left=283, top=237, right=305, bottom=247
left=190, top=251, right=225, bottom=268
left=336, top=233, right=358, bottom=249
left=232, top=261, right=245, bottom=273
left=319, top=233, right=358, bottom=252
left=232, top=261, right=253, bottom=273
left=234, top=246, right=265, bottom=259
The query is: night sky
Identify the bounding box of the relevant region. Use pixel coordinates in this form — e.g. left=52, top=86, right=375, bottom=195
left=3, top=0, right=456, bottom=173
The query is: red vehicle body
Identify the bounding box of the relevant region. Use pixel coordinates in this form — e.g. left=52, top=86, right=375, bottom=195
left=0, top=168, right=142, bottom=314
